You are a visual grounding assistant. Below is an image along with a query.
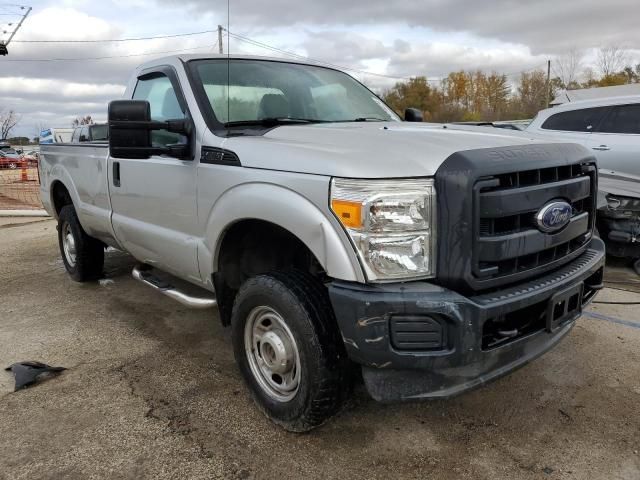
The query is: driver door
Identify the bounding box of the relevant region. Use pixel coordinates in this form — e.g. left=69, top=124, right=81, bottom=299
left=107, top=67, right=201, bottom=282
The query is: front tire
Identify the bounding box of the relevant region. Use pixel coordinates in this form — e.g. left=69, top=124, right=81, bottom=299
left=231, top=270, right=351, bottom=432
left=57, top=205, right=104, bottom=282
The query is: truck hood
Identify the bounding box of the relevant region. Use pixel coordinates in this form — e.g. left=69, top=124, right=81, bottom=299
left=221, top=121, right=557, bottom=178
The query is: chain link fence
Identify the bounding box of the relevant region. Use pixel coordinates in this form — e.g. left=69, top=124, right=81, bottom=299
left=0, top=165, right=43, bottom=211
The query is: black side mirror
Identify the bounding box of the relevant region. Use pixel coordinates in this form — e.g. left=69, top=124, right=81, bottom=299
left=404, top=108, right=423, bottom=122
left=108, top=100, right=192, bottom=159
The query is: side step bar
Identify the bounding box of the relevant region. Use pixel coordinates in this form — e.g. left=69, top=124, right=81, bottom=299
left=132, top=265, right=217, bottom=309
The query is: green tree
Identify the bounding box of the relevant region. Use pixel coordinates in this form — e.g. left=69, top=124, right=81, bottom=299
left=383, top=77, right=441, bottom=120
left=517, top=70, right=549, bottom=117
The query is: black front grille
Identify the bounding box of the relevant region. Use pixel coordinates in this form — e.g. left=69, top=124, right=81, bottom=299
left=474, top=163, right=595, bottom=282
left=482, top=164, right=585, bottom=192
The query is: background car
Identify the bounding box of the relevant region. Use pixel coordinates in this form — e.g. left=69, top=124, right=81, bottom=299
left=524, top=95, right=640, bottom=177
left=0, top=149, right=27, bottom=169
left=22, top=150, right=40, bottom=167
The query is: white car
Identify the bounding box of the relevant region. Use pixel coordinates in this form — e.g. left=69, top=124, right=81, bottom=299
left=525, top=96, right=640, bottom=176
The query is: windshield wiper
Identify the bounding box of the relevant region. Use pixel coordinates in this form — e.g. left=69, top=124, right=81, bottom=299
left=351, top=117, right=387, bottom=122
left=224, top=117, right=325, bottom=127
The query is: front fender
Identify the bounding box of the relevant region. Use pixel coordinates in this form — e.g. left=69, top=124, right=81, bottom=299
left=198, top=182, right=364, bottom=284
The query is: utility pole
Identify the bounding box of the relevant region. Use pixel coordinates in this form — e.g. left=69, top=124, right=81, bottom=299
left=0, top=6, right=32, bottom=56
left=218, top=25, right=224, bottom=55
left=545, top=59, right=551, bottom=107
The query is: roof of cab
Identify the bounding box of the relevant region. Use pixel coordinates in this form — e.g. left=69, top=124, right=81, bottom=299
left=136, top=54, right=322, bottom=72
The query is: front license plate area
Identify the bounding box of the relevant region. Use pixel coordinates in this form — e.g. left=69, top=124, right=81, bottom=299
left=546, top=283, right=584, bottom=332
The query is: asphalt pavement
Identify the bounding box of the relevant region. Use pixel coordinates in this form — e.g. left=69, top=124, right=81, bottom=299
left=1, top=219, right=639, bottom=480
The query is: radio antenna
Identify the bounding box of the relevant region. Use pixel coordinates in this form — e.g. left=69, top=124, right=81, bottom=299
left=226, top=0, right=230, bottom=130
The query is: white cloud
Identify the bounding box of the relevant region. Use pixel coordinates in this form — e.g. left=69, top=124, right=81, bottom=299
left=4, top=0, right=640, bottom=137
left=19, top=7, right=121, bottom=42
left=0, top=78, right=124, bottom=99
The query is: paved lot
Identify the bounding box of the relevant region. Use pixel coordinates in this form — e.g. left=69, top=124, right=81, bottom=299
left=1, top=219, right=639, bottom=480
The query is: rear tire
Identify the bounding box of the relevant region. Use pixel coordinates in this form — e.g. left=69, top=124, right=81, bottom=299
left=231, top=270, right=351, bottom=432
left=57, top=205, right=104, bottom=282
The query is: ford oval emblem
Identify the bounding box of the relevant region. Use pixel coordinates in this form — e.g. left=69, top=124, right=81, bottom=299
left=536, top=201, right=572, bottom=233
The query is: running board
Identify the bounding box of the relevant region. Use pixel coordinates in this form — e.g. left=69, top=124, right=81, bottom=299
left=132, top=265, right=217, bottom=309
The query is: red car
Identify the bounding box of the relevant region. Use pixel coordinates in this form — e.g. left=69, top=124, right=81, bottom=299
left=0, top=150, right=28, bottom=169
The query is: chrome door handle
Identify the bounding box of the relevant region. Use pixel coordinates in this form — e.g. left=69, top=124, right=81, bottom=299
left=592, top=145, right=611, bottom=151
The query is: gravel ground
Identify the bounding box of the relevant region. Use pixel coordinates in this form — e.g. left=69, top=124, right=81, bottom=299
left=1, top=219, right=639, bottom=480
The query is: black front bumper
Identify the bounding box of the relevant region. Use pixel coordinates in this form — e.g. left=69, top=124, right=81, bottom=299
left=328, top=238, right=606, bottom=402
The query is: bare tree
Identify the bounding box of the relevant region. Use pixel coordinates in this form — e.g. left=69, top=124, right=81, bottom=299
left=553, top=48, right=584, bottom=89
left=0, top=109, right=19, bottom=140
left=596, top=46, right=628, bottom=77
left=72, top=115, right=94, bottom=127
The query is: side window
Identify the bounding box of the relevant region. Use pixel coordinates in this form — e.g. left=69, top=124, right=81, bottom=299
left=541, top=107, right=609, bottom=132
left=79, top=127, right=89, bottom=142
left=597, top=104, right=640, bottom=134
left=132, top=73, right=185, bottom=148
left=90, top=124, right=108, bottom=141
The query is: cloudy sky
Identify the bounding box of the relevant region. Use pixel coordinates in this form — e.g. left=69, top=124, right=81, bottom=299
left=1, top=0, right=638, bottom=137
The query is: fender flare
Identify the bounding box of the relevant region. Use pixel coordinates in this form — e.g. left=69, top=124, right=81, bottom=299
left=47, top=166, right=81, bottom=219
left=199, top=182, right=364, bottom=284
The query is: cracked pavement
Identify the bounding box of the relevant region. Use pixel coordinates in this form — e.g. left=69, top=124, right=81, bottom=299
left=1, top=219, right=640, bottom=479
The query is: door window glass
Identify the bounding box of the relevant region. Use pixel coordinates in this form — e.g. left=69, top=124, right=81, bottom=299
left=597, top=104, right=640, bottom=134
left=541, top=107, right=609, bottom=132
left=133, top=74, right=185, bottom=148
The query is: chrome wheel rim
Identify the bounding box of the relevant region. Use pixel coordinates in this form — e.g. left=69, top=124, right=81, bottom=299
left=8, top=162, right=16, bottom=169
left=62, top=222, right=77, bottom=267
left=244, top=305, right=301, bottom=402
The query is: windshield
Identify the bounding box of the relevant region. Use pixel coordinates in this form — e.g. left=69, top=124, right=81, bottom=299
left=189, top=59, right=401, bottom=126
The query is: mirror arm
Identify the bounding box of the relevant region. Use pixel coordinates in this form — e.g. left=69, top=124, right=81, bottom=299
left=110, top=144, right=190, bottom=159
left=109, top=118, right=191, bottom=135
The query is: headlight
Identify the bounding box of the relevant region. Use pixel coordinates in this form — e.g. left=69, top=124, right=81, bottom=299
left=330, top=178, right=436, bottom=281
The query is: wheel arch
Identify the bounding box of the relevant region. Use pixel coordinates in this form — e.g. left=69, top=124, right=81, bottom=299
left=201, top=182, right=363, bottom=284
left=50, top=180, right=74, bottom=218
left=200, top=183, right=363, bottom=325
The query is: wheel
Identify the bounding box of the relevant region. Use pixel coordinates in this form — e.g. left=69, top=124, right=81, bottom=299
left=8, top=162, right=16, bottom=169
left=57, top=205, right=104, bottom=282
left=633, top=258, right=640, bottom=276
left=231, top=270, right=351, bottom=432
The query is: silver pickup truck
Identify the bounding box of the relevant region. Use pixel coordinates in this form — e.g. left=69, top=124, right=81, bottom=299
left=40, top=54, right=605, bottom=431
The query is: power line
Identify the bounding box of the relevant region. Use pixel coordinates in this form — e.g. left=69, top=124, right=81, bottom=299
left=11, top=29, right=217, bottom=43
left=0, top=42, right=215, bottom=61
left=503, top=63, right=549, bottom=78
left=226, top=29, right=442, bottom=83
